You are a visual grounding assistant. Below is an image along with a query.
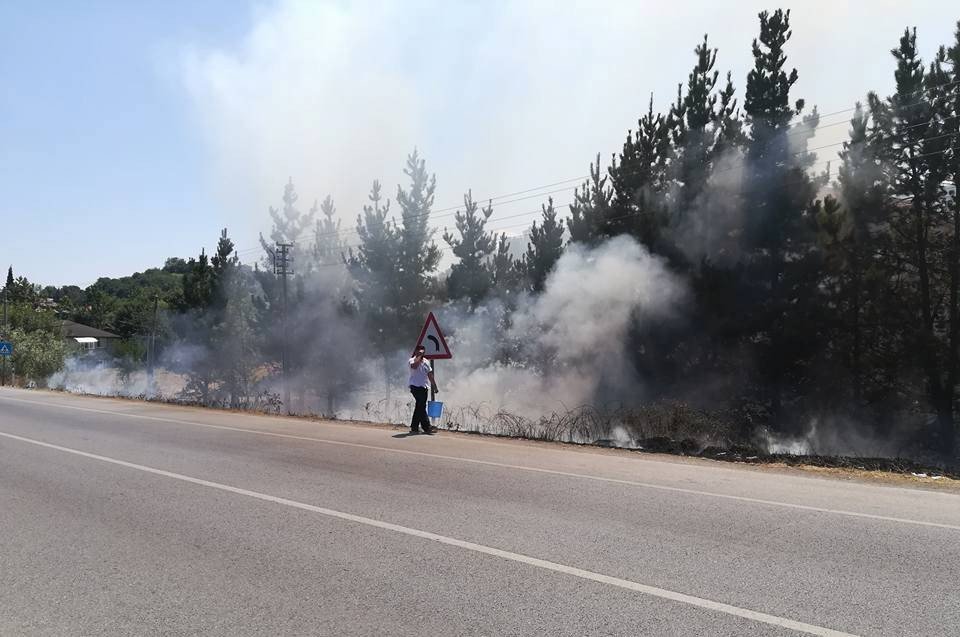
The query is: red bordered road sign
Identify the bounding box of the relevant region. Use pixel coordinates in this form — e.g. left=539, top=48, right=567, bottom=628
left=414, top=312, right=452, bottom=359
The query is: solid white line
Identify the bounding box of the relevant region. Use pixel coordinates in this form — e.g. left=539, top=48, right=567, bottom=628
left=2, top=394, right=958, bottom=532
left=0, top=429, right=856, bottom=637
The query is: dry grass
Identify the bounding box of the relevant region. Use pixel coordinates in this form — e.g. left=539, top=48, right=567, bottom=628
left=47, top=385, right=960, bottom=480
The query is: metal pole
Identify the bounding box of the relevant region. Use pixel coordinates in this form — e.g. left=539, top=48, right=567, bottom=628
left=281, top=260, right=289, bottom=412
left=1, top=289, right=7, bottom=387
left=275, top=243, right=293, bottom=414
left=147, top=294, right=159, bottom=387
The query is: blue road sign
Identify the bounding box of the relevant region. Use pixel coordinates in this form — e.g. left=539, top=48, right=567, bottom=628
left=0, top=341, right=12, bottom=357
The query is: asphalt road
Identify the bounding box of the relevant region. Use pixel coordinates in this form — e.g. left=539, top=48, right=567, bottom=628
left=1, top=388, right=958, bottom=636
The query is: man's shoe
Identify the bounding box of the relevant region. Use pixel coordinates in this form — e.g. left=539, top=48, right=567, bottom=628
left=423, top=426, right=435, bottom=435
left=409, top=428, right=420, bottom=434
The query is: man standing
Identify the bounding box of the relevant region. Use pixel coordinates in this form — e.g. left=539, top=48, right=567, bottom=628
left=409, top=345, right=438, bottom=434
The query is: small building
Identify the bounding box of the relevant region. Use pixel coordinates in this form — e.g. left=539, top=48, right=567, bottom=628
left=61, top=320, right=121, bottom=353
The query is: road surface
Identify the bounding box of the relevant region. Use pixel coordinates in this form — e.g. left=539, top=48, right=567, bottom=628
left=1, top=388, right=958, bottom=636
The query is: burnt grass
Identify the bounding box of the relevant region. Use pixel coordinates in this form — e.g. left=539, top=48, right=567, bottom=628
left=47, top=387, right=960, bottom=480
left=439, top=400, right=960, bottom=480
left=455, top=427, right=960, bottom=480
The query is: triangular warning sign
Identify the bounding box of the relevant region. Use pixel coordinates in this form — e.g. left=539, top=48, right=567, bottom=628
left=414, top=312, right=452, bottom=359
left=0, top=343, right=10, bottom=356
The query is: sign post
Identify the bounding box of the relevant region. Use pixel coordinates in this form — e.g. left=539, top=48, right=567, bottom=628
left=413, top=312, right=452, bottom=416
left=0, top=341, right=12, bottom=387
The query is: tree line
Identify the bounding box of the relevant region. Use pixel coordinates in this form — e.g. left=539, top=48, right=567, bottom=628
left=6, top=10, right=960, bottom=460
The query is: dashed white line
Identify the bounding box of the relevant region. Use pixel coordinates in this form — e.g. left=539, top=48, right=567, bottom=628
left=0, top=429, right=858, bottom=637
left=1, top=393, right=958, bottom=532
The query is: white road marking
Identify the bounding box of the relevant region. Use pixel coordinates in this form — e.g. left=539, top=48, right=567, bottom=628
left=2, top=394, right=958, bottom=532
left=0, top=429, right=857, bottom=637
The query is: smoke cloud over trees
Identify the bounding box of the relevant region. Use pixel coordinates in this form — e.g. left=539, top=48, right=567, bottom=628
left=7, top=11, right=960, bottom=466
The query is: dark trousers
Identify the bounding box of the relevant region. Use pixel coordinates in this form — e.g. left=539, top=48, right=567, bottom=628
left=410, top=385, right=431, bottom=431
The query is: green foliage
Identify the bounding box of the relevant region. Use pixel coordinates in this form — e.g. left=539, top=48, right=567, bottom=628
left=4, top=269, right=40, bottom=304
left=526, top=198, right=565, bottom=292
left=443, top=191, right=495, bottom=306
left=609, top=97, right=674, bottom=250
left=258, top=178, right=317, bottom=269
left=735, top=8, right=822, bottom=428
left=9, top=327, right=67, bottom=384
left=347, top=180, right=401, bottom=353
left=15, top=15, right=960, bottom=461
left=395, top=149, right=441, bottom=327
left=489, top=233, right=526, bottom=300
left=87, top=268, right=182, bottom=302
left=9, top=303, right=60, bottom=333
left=163, top=257, right=191, bottom=274
left=313, top=195, right=343, bottom=266
left=567, top=155, right=614, bottom=245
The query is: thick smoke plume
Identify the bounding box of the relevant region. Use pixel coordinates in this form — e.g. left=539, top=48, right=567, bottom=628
left=437, top=236, right=684, bottom=419
left=49, top=237, right=688, bottom=442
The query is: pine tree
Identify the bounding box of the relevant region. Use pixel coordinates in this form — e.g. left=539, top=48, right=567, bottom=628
left=938, top=21, right=960, bottom=456
left=608, top=97, right=673, bottom=248
left=567, top=155, right=614, bottom=245
left=5, top=266, right=13, bottom=293
left=180, top=228, right=260, bottom=407
left=715, top=72, right=747, bottom=156
left=258, top=178, right=317, bottom=267
left=347, top=180, right=401, bottom=350
left=395, top=150, right=441, bottom=328
left=870, top=27, right=958, bottom=455
left=673, top=35, right=747, bottom=215
left=312, top=195, right=343, bottom=265
left=815, top=105, right=891, bottom=409
left=489, top=233, right=525, bottom=300
left=210, top=228, right=239, bottom=311
left=674, top=35, right=720, bottom=215
left=214, top=263, right=258, bottom=408
left=182, top=248, right=215, bottom=312
left=443, top=191, right=495, bottom=306
left=740, top=8, right=822, bottom=430
left=669, top=35, right=746, bottom=265
left=526, top=197, right=565, bottom=292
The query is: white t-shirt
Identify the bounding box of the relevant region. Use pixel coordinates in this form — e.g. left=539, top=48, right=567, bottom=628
left=408, top=357, right=432, bottom=388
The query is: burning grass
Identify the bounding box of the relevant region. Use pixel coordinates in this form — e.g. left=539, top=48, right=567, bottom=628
left=45, top=378, right=959, bottom=480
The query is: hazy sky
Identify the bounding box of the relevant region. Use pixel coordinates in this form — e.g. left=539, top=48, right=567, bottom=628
left=1, top=1, right=957, bottom=286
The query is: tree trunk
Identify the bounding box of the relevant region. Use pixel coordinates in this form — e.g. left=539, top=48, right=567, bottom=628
left=914, top=198, right=950, bottom=454
left=944, top=184, right=960, bottom=458
left=852, top=252, right=864, bottom=405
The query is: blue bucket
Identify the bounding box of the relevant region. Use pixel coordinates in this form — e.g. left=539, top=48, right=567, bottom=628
left=426, top=400, right=444, bottom=419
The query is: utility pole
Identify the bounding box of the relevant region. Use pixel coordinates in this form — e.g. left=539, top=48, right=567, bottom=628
left=274, top=243, right=293, bottom=413
left=1, top=288, right=7, bottom=387
left=147, top=294, right=159, bottom=390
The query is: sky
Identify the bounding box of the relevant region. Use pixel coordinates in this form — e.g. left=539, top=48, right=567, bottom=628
left=0, top=0, right=957, bottom=287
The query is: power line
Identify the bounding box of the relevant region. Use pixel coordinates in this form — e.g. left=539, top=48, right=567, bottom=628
left=295, top=136, right=960, bottom=271
left=235, top=183, right=583, bottom=257
left=234, top=76, right=960, bottom=259
left=241, top=125, right=960, bottom=259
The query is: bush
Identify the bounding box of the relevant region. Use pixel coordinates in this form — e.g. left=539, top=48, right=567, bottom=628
left=9, top=327, right=68, bottom=385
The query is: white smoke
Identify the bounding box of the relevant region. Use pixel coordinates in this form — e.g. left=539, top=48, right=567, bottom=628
left=674, top=148, right=748, bottom=265
left=48, top=355, right=185, bottom=398
left=436, top=236, right=685, bottom=419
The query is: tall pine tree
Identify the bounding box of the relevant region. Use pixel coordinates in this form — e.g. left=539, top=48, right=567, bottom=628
left=870, top=28, right=957, bottom=455
left=258, top=178, right=317, bottom=267
left=443, top=191, right=495, bottom=306
left=567, top=155, right=614, bottom=245
left=609, top=97, right=673, bottom=250
left=741, top=9, right=822, bottom=430
left=396, top=150, right=441, bottom=329
left=526, top=197, right=565, bottom=292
